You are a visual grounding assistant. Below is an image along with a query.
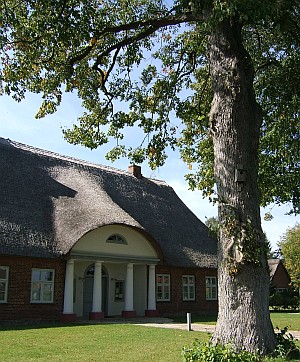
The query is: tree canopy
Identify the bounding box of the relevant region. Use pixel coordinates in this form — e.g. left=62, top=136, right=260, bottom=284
left=1, top=0, right=299, bottom=213
left=279, top=223, right=300, bottom=289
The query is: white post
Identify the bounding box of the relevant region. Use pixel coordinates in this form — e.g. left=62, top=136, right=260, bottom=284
left=124, top=263, right=134, bottom=311
left=187, top=312, right=192, bottom=331
left=92, top=261, right=102, bottom=312
left=148, top=264, right=156, bottom=311
left=63, top=259, right=74, bottom=314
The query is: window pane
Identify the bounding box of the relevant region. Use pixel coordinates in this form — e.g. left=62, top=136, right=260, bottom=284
left=157, top=285, right=163, bottom=299
left=107, top=234, right=127, bottom=244
left=0, top=268, right=8, bottom=303
left=32, top=282, right=41, bottom=301
left=156, top=274, right=170, bottom=301
left=206, top=277, right=217, bottom=300
left=115, top=281, right=124, bottom=301
left=43, top=284, right=53, bottom=302
left=86, top=266, right=94, bottom=276
left=43, top=271, right=53, bottom=281
left=32, top=270, right=42, bottom=281
left=0, top=267, right=7, bottom=279
left=31, top=269, right=55, bottom=303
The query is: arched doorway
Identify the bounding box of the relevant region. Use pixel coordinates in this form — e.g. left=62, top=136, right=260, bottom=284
left=83, top=264, right=108, bottom=316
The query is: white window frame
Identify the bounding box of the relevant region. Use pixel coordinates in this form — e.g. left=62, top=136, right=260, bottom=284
left=206, top=276, right=218, bottom=300
left=182, top=275, right=195, bottom=301
left=0, top=266, right=9, bottom=303
left=106, top=234, right=127, bottom=244
left=156, top=274, right=171, bottom=301
left=31, top=269, right=55, bottom=303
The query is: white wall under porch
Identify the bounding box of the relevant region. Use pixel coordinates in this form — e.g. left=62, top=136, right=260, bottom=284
left=72, top=261, right=148, bottom=317
left=62, top=224, right=160, bottom=319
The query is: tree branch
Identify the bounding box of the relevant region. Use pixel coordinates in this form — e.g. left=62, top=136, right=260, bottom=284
left=68, top=12, right=201, bottom=70
left=95, top=12, right=199, bottom=38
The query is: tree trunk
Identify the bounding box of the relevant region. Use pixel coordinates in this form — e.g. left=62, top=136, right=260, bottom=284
left=209, top=18, right=277, bottom=354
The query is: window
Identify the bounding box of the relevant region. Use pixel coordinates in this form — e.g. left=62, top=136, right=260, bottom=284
left=156, top=274, right=170, bottom=301
left=106, top=234, right=127, bottom=244
left=206, top=277, right=217, bottom=300
left=182, top=275, right=195, bottom=301
left=276, top=288, right=288, bottom=293
left=31, top=269, right=54, bottom=303
left=0, top=266, right=9, bottom=303
left=115, top=281, right=125, bottom=302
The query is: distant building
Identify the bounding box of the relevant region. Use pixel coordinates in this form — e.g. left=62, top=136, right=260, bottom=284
left=0, top=138, right=218, bottom=323
left=268, top=259, right=291, bottom=292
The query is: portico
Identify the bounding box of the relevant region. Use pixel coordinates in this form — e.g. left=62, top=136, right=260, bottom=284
left=60, top=224, right=160, bottom=322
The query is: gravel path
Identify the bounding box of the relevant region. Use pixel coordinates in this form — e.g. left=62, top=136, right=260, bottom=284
left=133, top=318, right=300, bottom=340
left=86, top=316, right=300, bottom=340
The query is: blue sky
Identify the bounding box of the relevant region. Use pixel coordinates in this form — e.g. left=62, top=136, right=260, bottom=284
left=0, top=92, right=298, bottom=250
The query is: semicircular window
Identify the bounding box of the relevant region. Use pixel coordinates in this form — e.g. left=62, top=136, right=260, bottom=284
left=106, top=234, right=127, bottom=245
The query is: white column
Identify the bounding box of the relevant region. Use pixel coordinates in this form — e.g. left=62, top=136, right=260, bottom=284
left=148, top=264, right=156, bottom=311
left=124, top=263, right=134, bottom=311
left=92, top=261, right=102, bottom=312
left=63, top=259, right=74, bottom=314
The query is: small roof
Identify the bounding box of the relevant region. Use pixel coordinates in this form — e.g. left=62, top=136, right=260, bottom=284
left=0, top=138, right=217, bottom=268
left=268, top=259, right=281, bottom=279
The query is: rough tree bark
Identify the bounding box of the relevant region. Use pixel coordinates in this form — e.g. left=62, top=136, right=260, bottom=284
left=209, top=18, right=277, bottom=354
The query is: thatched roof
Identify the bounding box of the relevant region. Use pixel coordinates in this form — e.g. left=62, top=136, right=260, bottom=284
left=0, top=138, right=217, bottom=268
left=268, top=259, right=280, bottom=280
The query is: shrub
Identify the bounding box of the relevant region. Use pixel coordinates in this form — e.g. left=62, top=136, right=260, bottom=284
left=274, top=326, right=300, bottom=360
left=269, top=288, right=299, bottom=310
left=181, top=339, right=260, bottom=362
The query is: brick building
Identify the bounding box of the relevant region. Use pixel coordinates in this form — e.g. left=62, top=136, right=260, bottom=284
left=268, top=259, right=291, bottom=292
left=0, top=138, right=218, bottom=323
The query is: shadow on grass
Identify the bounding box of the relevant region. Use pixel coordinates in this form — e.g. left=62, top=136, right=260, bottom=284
left=0, top=318, right=130, bottom=331
left=0, top=315, right=178, bottom=331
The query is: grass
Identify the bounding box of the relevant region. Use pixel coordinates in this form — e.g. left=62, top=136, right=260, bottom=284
left=172, top=311, right=300, bottom=331
left=0, top=313, right=299, bottom=361
left=0, top=323, right=210, bottom=361
left=270, top=311, right=300, bottom=332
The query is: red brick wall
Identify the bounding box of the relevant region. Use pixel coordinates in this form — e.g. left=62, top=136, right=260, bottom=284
left=156, top=265, right=218, bottom=316
left=0, top=255, right=218, bottom=322
left=0, top=255, right=65, bottom=322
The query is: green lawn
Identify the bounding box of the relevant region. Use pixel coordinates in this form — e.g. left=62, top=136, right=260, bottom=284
left=270, top=311, right=300, bottom=331
left=0, top=323, right=210, bottom=361
left=0, top=316, right=299, bottom=362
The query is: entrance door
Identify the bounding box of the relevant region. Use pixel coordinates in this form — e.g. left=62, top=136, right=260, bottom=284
left=83, top=264, right=108, bottom=316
